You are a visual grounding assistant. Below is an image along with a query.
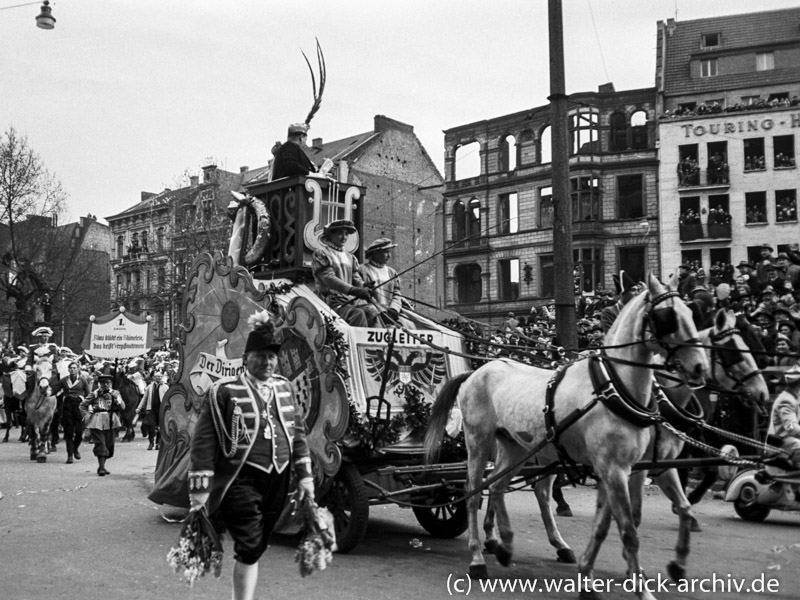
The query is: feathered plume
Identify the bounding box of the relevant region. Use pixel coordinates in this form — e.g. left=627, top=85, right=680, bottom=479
left=247, top=309, right=275, bottom=335
left=302, top=38, right=326, bottom=126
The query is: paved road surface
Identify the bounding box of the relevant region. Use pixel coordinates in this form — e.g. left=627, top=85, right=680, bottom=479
left=1, top=435, right=798, bottom=599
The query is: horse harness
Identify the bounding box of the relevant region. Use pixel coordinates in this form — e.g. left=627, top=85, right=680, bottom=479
left=543, top=355, right=663, bottom=481
left=707, top=327, right=762, bottom=393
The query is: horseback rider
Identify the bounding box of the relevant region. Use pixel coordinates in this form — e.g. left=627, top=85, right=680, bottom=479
left=28, top=327, right=61, bottom=450
left=28, top=326, right=59, bottom=365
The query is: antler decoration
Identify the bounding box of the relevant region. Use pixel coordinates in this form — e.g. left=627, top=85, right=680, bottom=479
left=302, top=38, right=326, bottom=126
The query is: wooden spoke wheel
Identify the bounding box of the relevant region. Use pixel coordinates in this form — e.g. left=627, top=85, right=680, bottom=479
left=412, top=487, right=468, bottom=538
left=319, top=462, right=369, bottom=553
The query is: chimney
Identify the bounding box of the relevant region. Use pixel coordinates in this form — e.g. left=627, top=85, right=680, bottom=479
left=239, top=166, right=249, bottom=173
left=141, top=191, right=157, bottom=202
left=666, top=18, right=676, bottom=36
left=189, top=175, right=199, bottom=187
left=598, top=82, right=615, bottom=94
left=312, top=137, right=323, bottom=149
left=202, top=164, right=217, bottom=183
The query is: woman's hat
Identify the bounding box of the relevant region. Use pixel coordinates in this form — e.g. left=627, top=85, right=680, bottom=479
left=32, top=326, right=53, bottom=337
left=761, top=243, right=774, bottom=252
left=288, top=122, right=309, bottom=136
left=323, top=219, right=357, bottom=235
left=365, top=237, right=397, bottom=256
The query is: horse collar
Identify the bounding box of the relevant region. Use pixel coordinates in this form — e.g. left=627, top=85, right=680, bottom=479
left=589, top=356, right=660, bottom=428
left=654, top=384, right=705, bottom=432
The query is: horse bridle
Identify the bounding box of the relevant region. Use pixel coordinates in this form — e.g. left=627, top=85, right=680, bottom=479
left=708, top=326, right=762, bottom=395
left=644, top=290, right=701, bottom=368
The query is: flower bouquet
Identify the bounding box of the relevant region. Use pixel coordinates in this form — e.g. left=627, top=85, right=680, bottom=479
left=294, top=496, right=337, bottom=577
left=166, top=507, right=223, bottom=586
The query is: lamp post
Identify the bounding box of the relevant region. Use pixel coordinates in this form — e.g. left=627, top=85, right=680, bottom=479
left=0, top=1, right=55, bottom=30
left=35, top=0, right=55, bottom=29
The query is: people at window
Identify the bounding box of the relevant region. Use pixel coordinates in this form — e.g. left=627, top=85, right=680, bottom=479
left=777, top=196, right=798, bottom=222
left=775, top=153, right=796, bottom=168
left=677, top=157, right=700, bottom=185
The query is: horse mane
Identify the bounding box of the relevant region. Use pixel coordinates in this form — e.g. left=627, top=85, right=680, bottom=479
left=604, top=289, right=648, bottom=348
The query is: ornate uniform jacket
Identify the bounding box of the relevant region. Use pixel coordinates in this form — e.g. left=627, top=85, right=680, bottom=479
left=80, top=389, right=124, bottom=430
left=771, top=390, right=800, bottom=441
left=188, top=372, right=312, bottom=516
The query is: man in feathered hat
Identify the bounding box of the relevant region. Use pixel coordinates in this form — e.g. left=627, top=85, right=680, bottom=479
left=600, top=271, right=639, bottom=334
left=312, top=219, right=381, bottom=327
left=270, top=123, right=318, bottom=181
left=360, top=237, right=405, bottom=325
left=188, top=310, right=314, bottom=600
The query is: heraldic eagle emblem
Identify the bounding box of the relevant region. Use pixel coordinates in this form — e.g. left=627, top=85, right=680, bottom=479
left=363, top=348, right=448, bottom=393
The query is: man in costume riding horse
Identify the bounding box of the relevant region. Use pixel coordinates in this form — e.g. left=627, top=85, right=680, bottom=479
left=188, top=310, right=314, bottom=600
left=28, top=327, right=61, bottom=448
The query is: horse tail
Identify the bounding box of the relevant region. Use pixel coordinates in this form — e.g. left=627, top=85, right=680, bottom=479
left=424, top=371, right=472, bottom=464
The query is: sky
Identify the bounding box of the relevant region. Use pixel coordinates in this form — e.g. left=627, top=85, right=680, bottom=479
left=2, top=0, right=800, bottom=225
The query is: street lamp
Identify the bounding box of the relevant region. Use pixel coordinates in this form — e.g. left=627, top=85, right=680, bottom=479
left=35, top=0, right=54, bottom=29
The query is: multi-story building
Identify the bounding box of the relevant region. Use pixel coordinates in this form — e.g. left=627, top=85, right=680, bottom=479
left=441, top=84, right=659, bottom=325
left=656, top=7, right=800, bottom=278
left=107, top=165, right=244, bottom=345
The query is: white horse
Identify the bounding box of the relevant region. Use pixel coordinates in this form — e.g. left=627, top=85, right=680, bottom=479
left=425, top=274, right=708, bottom=600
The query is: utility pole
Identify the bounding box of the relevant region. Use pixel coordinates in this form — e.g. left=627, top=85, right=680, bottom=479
left=549, top=0, right=578, bottom=351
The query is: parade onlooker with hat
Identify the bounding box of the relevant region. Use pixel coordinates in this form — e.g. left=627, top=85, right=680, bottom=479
left=80, top=374, right=125, bottom=476
left=312, top=219, right=380, bottom=327
left=757, top=243, right=776, bottom=282
left=601, top=271, right=639, bottom=334
left=188, top=310, right=314, bottom=600
left=360, top=237, right=404, bottom=325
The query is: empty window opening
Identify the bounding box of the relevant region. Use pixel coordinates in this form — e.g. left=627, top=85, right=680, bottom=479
left=571, top=108, right=599, bottom=155
left=498, top=192, right=519, bottom=234
left=454, top=141, right=481, bottom=180
left=499, top=134, right=517, bottom=171
left=540, top=126, right=552, bottom=164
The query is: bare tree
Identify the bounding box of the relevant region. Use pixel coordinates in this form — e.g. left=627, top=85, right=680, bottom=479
left=0, top=126, right=78, bottom=342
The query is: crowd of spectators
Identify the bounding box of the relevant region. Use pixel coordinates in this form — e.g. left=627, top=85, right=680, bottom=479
left=679, top=207, right=701, bottom=225
left=775, top=153, right=796, bottom=168
left=776, top=196, right=798, bottom=222
left=677, top=156, right=700, bottom=186
left=744, top=154, right=766, bottom=171
left=746, top=204, right=767, bottom=224
left=662, top=96, right=800, bottom=120
left=708, top=152, right=730, bottom=184
left=708, top=204, right=732, bottom=225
